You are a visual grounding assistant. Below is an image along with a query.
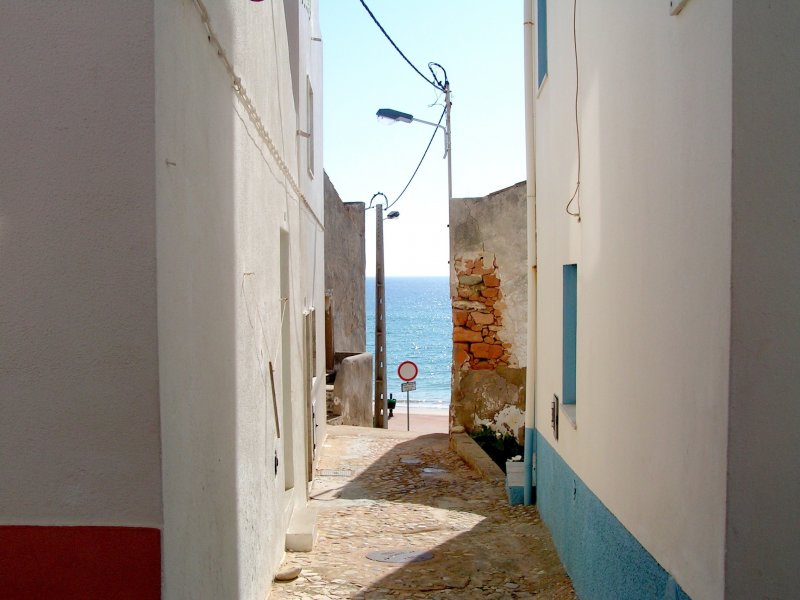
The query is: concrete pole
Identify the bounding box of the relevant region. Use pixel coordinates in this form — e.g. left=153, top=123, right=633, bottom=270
left=374, top=204, right=387, bottom=428
left=445, top=83, right=453, bottom=203
left=523, top=0, right=538, bottom=505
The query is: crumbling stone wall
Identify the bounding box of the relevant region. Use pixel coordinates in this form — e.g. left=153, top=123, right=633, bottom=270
left=449, top=182, right=527, bottom=442
left=453, top=257, right=513, bottom=370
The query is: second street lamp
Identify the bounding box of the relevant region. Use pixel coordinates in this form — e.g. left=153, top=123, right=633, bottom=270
left=370, top=193, right=399, bottom=428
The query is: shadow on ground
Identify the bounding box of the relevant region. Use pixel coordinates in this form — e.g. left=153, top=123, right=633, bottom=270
left=273, top=427, right=575, bottom=599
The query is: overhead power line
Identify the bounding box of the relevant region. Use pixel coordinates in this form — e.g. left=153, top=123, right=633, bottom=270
left=365, top=106, right=446, bottom=211
left=363, top=105, right=446, bottom=212
left=358, top=0, right=445, bottom=92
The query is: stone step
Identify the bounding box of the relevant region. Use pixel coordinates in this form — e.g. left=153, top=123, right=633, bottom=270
left=285, top=505, right=318, bottom=552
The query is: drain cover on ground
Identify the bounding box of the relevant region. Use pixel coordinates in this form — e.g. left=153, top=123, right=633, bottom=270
left=366, top=549, right=434, bottom=564
left=422, top=467, right=447, bottom=474
left=317, top=468, right=353, bottom=477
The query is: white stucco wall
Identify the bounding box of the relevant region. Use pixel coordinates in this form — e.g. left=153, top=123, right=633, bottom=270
left=534, top=2, right=731, bottom=598
left=726, top=2, right=800, bottom=598
left=0, top=3, right=162, bottom=527
left=156, top=1, right=324, bottom=597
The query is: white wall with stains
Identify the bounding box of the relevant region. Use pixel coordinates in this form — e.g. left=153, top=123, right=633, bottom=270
left=534, top=2, right=731, bottom=598
left=156, top=0, right=325, bottom=596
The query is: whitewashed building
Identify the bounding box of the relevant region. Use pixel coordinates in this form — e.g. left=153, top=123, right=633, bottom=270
left=0, top=2, right=324, bottom=597
left=524, top=1, right=800, bottom=599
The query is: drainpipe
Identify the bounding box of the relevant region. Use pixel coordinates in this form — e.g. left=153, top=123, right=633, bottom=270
left=523, top=0, right=538, bottom=505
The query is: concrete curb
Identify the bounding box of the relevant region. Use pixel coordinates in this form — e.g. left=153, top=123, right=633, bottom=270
left=449, top=432, right=505, bottom=485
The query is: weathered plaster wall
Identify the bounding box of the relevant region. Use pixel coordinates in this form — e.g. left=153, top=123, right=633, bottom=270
left=330, top=352, right=374, bottom=427
left=156, top=1, right=324, bottom=597
left=0, top=1, right=161, bottom=528
left=323, top=172, right=366, bottom=353
left=450, top=182, right=527, bottom=440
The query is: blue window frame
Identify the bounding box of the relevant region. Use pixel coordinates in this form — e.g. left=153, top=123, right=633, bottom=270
left=563, top=264, right=577, bottom=405
left=537, top=0, right=548, bottom=88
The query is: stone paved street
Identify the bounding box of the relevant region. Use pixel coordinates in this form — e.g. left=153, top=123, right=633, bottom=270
left=271, top=426, right=575, bottom=599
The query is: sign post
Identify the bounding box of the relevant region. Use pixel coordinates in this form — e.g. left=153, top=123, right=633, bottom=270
left=397, top=361, right=418, bottom=432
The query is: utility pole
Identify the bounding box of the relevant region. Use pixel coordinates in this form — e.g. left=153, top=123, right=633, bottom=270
left=444, top=81, right=453, bottom=203
left=374, top=203, right=387, bottom=428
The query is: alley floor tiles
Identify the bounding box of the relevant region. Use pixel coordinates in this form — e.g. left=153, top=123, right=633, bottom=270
left=271, top=426, right=575, bottom=600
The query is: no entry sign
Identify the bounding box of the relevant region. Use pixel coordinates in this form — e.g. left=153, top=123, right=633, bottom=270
left=397, top=360, right=418, bottom=382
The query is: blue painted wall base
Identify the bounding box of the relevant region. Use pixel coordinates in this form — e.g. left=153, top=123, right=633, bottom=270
left=524, top=426, right=536, bottom=505
left=536, top=432, right=691, bottom=600
left=506, top=484, right=524, bottom=505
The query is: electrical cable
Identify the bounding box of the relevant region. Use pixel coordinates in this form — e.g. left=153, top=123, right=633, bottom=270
left=566, top=0, right=582, bottom=221
left=368, top=192, right=388, bottom=209
left=358, top=0, right=445, bottom=92
left=190, top=0, right=324, bottom=231
left=365, top=106, right=446, bottom=212
left=428, top=62, right=449, bottom=89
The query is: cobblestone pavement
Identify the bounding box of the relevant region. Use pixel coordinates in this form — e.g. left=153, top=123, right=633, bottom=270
left=271, top=426, right=575, bottom=600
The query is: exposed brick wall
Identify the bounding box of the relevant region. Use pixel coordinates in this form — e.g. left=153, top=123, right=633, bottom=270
left=452, top=256, right=513, bottom=371
left=449, top=182, right=527, bottom=441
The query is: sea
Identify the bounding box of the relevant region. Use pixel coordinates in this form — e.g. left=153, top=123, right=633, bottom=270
left=365, top=276, right=451, bottom=413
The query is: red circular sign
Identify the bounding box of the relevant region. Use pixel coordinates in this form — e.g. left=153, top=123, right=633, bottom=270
left=397, top=361, right=418, bottom=382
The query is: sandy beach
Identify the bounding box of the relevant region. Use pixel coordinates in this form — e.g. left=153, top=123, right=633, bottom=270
left=387, top=406, right=449, bottom=434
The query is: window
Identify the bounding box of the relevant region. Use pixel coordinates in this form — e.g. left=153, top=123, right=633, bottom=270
left=303, top=306, right=317, bottom=480
left=306, top=78, right=314, bottom=177
left=537, top=0, right=548, bottom=88
left=563, top=264, right=577, bottom=405
left=304, top=307, right=317, bottom=380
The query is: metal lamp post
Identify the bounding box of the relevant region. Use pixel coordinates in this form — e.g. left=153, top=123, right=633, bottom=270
left=371, top=194, right=399, bottom=428
left=372, top=80, right=451, bottom=428
left=375, top=82, right=452, bottom=202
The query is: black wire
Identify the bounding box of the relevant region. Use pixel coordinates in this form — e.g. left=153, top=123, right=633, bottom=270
left=386, top=106, right=446, bottom=210
left=428, top=62, right=448, bottom=89
left=566, top=0, right=581, bottom=221
left=364, top=106, right=446, bottom=212
left=367, top=192, right=388, bottom=209
left=358, top=0, right=445, bottom=92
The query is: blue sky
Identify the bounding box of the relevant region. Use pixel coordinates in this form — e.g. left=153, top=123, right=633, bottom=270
left=320, top=1, right=526, bottom=276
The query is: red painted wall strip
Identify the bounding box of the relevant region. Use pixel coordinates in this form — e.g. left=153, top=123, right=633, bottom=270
left=0, top=526, right=160, bottom=600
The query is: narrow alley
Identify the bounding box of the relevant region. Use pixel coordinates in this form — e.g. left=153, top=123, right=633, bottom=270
left=271, top=426, right=575, bottom=599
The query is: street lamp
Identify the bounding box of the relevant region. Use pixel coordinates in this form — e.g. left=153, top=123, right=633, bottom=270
left=369, top=193, right=399, bottom=429
left=375, top=83, right=452, bottom=202
left=371, top=78, right=451, bottom=428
